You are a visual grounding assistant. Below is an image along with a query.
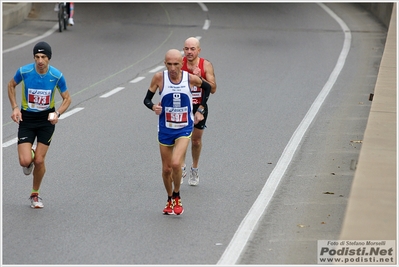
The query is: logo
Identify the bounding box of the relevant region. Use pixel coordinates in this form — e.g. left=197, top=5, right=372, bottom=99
left=173, top=93, right=181, bottom=108
left=38, top=49, right=44, bottom=52
left=50, top=79, right=55, bottom=82
left=28, top=89, right=51, bottom=95
left=318, top=240, right=396, bottom=264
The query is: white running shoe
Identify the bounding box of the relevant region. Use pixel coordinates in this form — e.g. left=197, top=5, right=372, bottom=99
left=68, top=18, right=74, bottom=26
left=22, top=148, right=35, bottom=175
left=181, top=164, right=187, bottom=184
left=30, top=194, right=44, bottom=209
left=188, top=167, right=199, bottom=186
left=23, top=162, right=34, bottom=175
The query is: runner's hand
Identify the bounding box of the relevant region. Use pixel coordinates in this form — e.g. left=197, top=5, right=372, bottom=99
left=11, top=108, right=22, bottom=124
left=153, top=102, right=162, bottom=115
left=48, top=112, right=59, bottom=125
left=194, top=112, right=204, bottom=125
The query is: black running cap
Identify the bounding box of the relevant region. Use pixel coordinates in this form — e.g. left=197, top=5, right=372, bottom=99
left=33, top=41, right=52, bottom=59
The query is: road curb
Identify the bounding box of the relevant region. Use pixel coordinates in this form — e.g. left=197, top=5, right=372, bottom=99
left=339, top=3, right=397, bottom=241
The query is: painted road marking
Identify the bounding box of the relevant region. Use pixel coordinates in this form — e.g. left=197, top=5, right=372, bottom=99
left=3, top=24, right=58, bottom=54
left=203, top=20, right=211, bottom=30
left=59, top=107, right=85, bottom=119
left=198, top=2, right=208, bottom=12
left=2, top=138, right=18, bottom=148
left=217, top=2, right=352, bottom=265
left=149, top=66, right=165, bottom=73
left=100, top=87, right=125, bottom=98
left=130, top=77, right=146, bottom=83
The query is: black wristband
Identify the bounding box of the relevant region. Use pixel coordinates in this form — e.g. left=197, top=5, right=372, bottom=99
left=200, top=80, right=211, bottom=106
left=144, top=90, right=155, bottom=110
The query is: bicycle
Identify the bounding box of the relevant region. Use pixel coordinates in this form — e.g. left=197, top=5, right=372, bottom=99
left=58, top=2, right=68, bottom=32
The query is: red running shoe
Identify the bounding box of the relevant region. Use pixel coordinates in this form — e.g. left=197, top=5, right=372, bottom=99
left=173, top=196, right=184, bottom=215
left=163, top=200, right=174, bottom=215
left=29, top=194, right=44, bottom=209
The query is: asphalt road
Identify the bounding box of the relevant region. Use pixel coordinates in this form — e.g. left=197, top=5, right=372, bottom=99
left=2, top=3, right=387, bottom=265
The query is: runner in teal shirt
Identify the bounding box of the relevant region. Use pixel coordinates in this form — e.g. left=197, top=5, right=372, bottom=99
left=14, top=62, right=68, bottom=112
left=7, top=41, right=71, bottom=209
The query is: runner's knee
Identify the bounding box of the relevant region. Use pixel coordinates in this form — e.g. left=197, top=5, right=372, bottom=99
left=33, top=155, right=45, bottom=167
left=191, top=138, right=202, bottom=147
left=162, top=166, right=172, bottom=176
left=19, top=157, right=31, bottom=168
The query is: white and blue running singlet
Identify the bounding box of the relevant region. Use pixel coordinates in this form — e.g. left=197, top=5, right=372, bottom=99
left=159, top=70, right=193, bottom=135
left=13, top=63, right=67, bottom=112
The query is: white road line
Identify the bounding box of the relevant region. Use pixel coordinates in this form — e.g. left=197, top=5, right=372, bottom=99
left=149, top=66, right=165, bottom=73
left=2, top=138, right=18, bottom=148
left=197, top=3, right=209, bottom=30
left=129, top=77, right=146, bottom=83
left=2, top=108, right=84, bottom=147
left=203, top=19, right=211, bottom=30
left=217, top=3, right=352, bottom=265
left=59, top=107, right=84, bottom=119
left=197, top=2, right=208, bottom=12
left=3, top=24, right=58, bottom=54
left=100, top=87, right=125, bottom=98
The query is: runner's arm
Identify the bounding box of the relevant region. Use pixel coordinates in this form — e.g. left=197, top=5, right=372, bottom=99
left=204, top=60, right=217, bottom=94
left=144, top=90, right=155, bottom=110
left=144, top=73, right=162, bottom=114
left=57, top=90, right=71, bottom=115
left=8, top=78, right=22, bottom=123
left=191, top=74, right=211, bottom=107
left=199, top=78, right=211, bottom=106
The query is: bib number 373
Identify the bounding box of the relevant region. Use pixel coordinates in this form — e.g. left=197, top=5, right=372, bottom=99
left=28, top=89, right=51, bottom=110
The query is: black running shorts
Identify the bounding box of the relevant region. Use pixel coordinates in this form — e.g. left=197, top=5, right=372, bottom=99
left=18, top=109, right=56, bottom=146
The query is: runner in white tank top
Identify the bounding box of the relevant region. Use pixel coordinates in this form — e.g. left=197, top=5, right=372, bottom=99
left=143, top=49, right=212, bottom=215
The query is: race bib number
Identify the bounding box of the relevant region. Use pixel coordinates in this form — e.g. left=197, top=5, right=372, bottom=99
left=165, top=106, right=189, bottom=129
left=191, top=86, right=202, bottom=105
left=28, top=89, right=51, bottom=110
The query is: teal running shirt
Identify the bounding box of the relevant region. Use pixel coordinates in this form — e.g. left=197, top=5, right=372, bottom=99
left=13, top=63, right=68, bottom=112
